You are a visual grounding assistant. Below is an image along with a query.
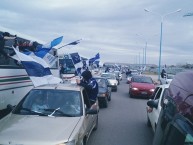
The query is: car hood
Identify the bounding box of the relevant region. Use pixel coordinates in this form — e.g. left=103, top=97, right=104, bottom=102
left=0, top=113, right=81, bottom=144
left=131, top=82, right=155, bottom=89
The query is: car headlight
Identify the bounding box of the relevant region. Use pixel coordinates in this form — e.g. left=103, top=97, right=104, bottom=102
left=150, top=89, right=155, bottom=92
left=57, top=140, right=75, bottom=145
left=131, top=87, right=138, bottom=91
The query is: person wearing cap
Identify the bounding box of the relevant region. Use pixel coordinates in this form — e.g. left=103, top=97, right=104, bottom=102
left=76, top=70, right=98, bottom=106
left=0, top=32, right=16, bottom=59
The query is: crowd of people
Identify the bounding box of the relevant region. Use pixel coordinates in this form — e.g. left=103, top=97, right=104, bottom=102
left=0, top=32, right=16, bottom=59
left=0, top=31, right=40, bottom=61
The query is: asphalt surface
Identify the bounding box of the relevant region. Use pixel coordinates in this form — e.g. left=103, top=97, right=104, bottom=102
left=87, top=74, right=154, bottom=145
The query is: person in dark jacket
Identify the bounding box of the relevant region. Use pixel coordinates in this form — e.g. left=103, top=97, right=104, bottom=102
left=161, top=69, right=167, bottom=78
left=76, top=70, right=98, bottom=106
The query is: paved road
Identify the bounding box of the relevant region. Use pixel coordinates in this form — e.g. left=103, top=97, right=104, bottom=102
left=87, top=75, right=154, bottom=145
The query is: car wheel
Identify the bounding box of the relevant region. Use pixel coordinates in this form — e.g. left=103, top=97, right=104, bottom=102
left=103, top=97, right=108, bottom=108
left=114, top=87, right=117, bottom=92
left=93, top=115, right=98, bottom=131
left=147, top=115, right=151, bottom=127
left=129, top=92, right=133, bottom=98
left=108, top=93, right=111, bottom=101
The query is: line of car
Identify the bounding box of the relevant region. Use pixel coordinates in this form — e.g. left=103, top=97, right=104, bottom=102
left=94, top=71, right=122, bottom=108
left=0, top=70, right=122, bottom=144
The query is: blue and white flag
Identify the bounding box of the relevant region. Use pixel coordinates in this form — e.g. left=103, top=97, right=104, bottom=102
left=34, top=51, right=57, bottom=67
left=70, top=52, right=83, bottom=76
left=31, top=36, right=63, bottom=67
left=40, top=36, right=63, bottom=50
left=13, top=47, right=62, bottom=87
left=89, top=53, right=100, bottom=64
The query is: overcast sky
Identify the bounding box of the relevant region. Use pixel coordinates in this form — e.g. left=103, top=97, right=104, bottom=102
left=0, top=0, right=193, bottom=66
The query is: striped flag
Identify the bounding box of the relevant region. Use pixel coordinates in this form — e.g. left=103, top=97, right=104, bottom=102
left=13, top=47, right=62, bottom=87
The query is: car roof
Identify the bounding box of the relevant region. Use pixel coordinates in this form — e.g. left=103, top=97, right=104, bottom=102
left=132, top=75, right=150, bottom=78
left=158, top=84, right=170, bottom=88
left=34, top=83, right=83, bottom=92
left=94, top=76, right=107, bottom=79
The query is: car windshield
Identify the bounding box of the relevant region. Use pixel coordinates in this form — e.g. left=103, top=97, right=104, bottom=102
left=133, top=77, right=153, bottom=84
left=101, top=73, right=116, bottom=79
left=95, top=78, right=107, bottom=88
left=13, top=89, right=83, bottom=117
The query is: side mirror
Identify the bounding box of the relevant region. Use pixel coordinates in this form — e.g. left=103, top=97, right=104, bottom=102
left=7, top=104, right=15, bottom=112
left=147, top=100, right=158, bottom=109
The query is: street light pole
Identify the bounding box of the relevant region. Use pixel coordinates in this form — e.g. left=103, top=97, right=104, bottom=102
left=136, top=34, right=149, bottom=69
left=144, top=8, right=181, bottom=80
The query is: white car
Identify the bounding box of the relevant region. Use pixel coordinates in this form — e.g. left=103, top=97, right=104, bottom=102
left=114, top=70, right=122, bottom=81
left=101, top=73, right=118, bottom=92
left=146, top=84, right=169, bottom=133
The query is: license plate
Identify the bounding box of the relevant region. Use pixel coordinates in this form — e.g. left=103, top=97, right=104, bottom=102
left=141, top=91, right=147, bottom=95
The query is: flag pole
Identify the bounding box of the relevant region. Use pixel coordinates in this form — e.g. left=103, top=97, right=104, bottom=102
left=57, top=39, right=82, bottom=50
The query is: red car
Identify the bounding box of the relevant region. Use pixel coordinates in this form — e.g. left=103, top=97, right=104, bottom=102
left=129, top=75, right=156, bottom=98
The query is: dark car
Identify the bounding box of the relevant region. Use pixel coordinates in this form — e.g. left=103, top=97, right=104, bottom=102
left=149, top=71, right=193, bottom=145
left=129, top=75, right=156, bottom=98
left=94, top=77, right=112, bottom=108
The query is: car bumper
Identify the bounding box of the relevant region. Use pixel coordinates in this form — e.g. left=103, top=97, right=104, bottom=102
left=109, top=85, right=117, bottom=90
left=130, top=90, right=153, bottom=98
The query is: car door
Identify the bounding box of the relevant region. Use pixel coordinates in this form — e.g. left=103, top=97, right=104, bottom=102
left=105, top=79, right=111, bottom=97
left=148, top=86, right=163, bottom=132
left=82, top=89, right=95, bottom=135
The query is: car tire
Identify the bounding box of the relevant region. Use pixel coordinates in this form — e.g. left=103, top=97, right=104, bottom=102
left=93, top=115, right=98, bottom=131
left=114, top=87, right=117, bottom=92
left=108, top=93, right=111, bottom=101
left=147, top=115, right=151, bottom=127
left=129, top=92, right=133, bottom=98
left=103, top=98, right=108, bottom=108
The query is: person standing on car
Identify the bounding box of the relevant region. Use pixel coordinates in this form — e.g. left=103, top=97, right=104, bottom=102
left=161, top=68, right=167, bottom=78
left=76, top=70, right=98, bottom=106
left=0, top=32, right=16, bottom=59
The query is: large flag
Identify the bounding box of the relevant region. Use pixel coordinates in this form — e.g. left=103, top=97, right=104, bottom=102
left=89, top=53, right=100, bottom=64
left=28, top=36, right=63, bottom=67
left=69, top=52, right=83, bottom=76
left=13, top=47, right=62, bottom=87
left=39, top=36, right=63, bottom=50
left=10, top=36, right=63, bottom=67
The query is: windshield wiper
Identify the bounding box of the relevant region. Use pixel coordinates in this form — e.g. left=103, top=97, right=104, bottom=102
left=19, top=107, right=47, bottom=116
left=48, top=107, right=60, bottom=117
left=45, top=108, right=74, bottom=117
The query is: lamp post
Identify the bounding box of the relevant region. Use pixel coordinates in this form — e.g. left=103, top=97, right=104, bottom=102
left=144, top=8, right=181, bottom=80
left=136, top=34, right=148, bottom=67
